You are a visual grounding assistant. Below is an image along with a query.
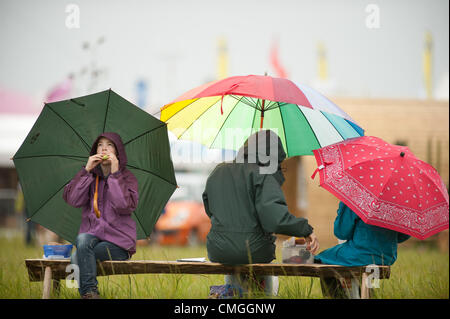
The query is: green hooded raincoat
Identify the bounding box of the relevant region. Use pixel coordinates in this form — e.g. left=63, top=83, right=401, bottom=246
left=202, top=130, right=314, bottom=265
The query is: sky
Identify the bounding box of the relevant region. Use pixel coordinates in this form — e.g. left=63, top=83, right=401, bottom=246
left=0, top=0, right=449, bottom=112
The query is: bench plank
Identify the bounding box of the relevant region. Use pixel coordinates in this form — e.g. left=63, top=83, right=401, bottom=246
left=25, top=259, right=390, bottom=282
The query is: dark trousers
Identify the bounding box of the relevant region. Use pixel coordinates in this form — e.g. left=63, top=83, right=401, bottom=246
left=70, top=233, right=129, bottom=296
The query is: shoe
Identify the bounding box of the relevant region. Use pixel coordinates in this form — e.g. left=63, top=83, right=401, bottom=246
left=81, top=290, right=101, bottom=299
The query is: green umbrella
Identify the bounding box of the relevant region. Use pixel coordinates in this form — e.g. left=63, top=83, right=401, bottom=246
left=13, top=89, right=177, bottom=243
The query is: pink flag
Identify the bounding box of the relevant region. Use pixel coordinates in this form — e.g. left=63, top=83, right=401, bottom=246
left=0, top=87, right=39, bottom=114
left=270, top=41, right=288, bottom=79
left=46, top=76, right=73, bottom=103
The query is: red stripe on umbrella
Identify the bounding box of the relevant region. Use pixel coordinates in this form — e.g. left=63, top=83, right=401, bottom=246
left=165, top=75, right=313, bottom=108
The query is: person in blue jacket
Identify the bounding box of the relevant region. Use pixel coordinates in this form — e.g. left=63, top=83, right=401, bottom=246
left=315, top=201, right=410, bottom=298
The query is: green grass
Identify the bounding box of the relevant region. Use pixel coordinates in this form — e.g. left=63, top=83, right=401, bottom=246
left=372, top=245, right=449, bottom=299
left=0, top=234, right=448, bottom=299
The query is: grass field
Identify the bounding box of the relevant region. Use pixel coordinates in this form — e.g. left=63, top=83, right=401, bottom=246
left=0, top=233, right=448, bottom=299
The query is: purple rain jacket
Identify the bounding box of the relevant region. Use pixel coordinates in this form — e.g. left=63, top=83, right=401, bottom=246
left=63, top=132, right=139, bottom=256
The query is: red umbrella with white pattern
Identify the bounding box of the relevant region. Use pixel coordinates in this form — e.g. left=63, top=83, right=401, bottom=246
left=311, top=136, right=449, bottom=240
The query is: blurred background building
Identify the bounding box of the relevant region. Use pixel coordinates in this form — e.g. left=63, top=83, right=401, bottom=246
left=0, top=0, right=448, bottom=249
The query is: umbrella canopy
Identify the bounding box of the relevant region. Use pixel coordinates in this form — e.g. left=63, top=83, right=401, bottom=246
left=311, top=136, right=449, bottom=239
left=13, top=89, right=177, bottom=243
left=160, top=75, right=364, bottom=157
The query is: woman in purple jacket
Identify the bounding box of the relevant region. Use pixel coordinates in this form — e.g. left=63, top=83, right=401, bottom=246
left=63, top=132, right=139, bottom=299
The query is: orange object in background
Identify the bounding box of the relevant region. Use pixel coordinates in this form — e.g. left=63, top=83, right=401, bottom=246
left=154, top=200, right=211, bottom=246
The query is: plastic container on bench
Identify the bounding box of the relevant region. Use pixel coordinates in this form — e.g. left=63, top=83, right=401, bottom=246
left=43, top=244, right=73, bottom=259
left=281, top=237, right=314, bottom=264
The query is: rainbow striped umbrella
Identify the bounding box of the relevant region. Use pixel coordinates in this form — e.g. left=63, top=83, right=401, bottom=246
left=160, top=75, right=364, bottom=157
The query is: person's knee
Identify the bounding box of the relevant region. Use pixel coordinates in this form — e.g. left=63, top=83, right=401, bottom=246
left=94, top=242, right=128, bottom=261
left=76, top=233, right=95, bottom=251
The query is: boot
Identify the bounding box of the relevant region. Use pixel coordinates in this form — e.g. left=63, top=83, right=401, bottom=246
left=81, top=290, right=101, bottom=299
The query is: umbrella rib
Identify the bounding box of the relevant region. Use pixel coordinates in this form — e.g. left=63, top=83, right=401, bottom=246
left=26, top=179, right=73, bottom=221
left=250, top=101, right=258, bottom=133
left=265, top=100, right=279, bottom=111
left=13, top=154, right=87, bottom=161
left=267, top=100, right=291, bottom=111
left=103, top=89, right=112, bottom=133
left=123, top=124, right=167, bottom=146
left=278, top=103, right=289, bottom=156
left=209, top=96, right=243, bottom=148
left=235, top=95, right=259, bottom=110
left=46, top=104, right=91, bottom=152
left=133, top=213, right=150, bottom=239
left=256, top=98, right=261, bottom=110
left=125, top=164, right=177, bottom=186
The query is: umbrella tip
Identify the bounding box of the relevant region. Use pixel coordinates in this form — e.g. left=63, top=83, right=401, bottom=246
left=400, top=152, right=405, bottom=157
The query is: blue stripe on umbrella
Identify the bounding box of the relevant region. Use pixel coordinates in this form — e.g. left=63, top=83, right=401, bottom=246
left=345, top=119, right=365, bottom=136
left=321, top=111, right=362, bottom=139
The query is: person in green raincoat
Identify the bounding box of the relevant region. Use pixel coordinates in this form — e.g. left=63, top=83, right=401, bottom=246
left=202, top=130, right=319, bottom=295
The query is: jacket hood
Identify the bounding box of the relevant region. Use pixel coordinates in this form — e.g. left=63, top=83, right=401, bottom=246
left=235, top=130, right=286, bottom=185
left=90, top=132, right=128, bottom=176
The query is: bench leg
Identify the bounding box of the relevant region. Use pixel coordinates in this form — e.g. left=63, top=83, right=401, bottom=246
left=350, top=278, right=361, bottom=299
left=361, top=273, right=370, bottom=299
left=42, top=266, right=52, bottom=299
left=53, top=279, right=61, bottom=297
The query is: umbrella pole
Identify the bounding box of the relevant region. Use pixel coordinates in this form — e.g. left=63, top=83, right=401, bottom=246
left=260, top=99, right=265, bottom=129
left=260, top=71, right=267, bottom=129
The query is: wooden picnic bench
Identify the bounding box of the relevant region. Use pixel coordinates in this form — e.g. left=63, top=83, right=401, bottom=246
left=25, top=259, right=390, bottom=299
